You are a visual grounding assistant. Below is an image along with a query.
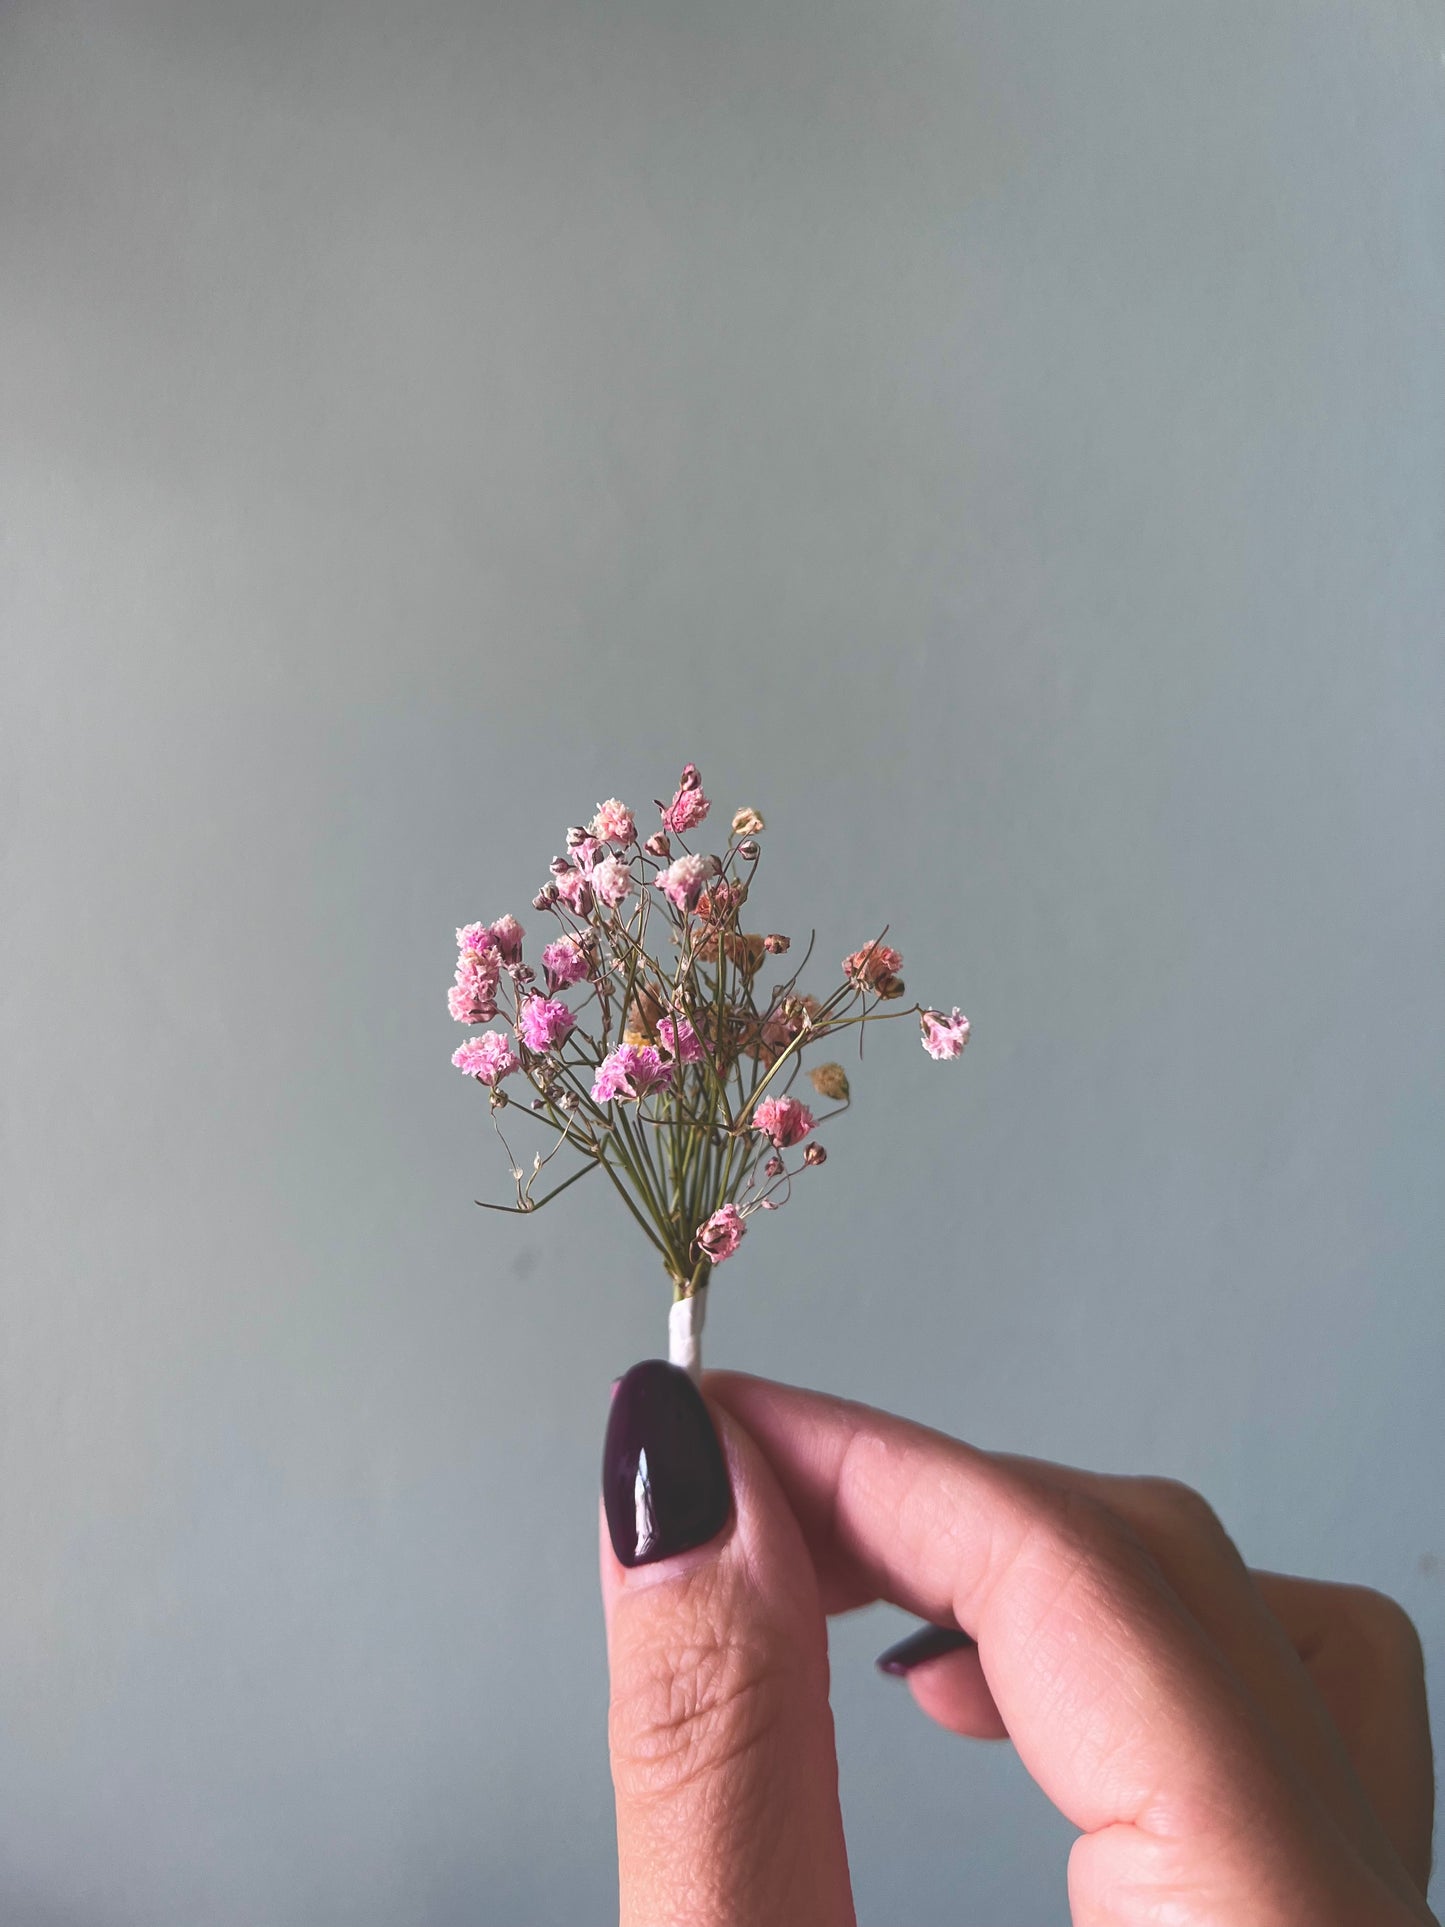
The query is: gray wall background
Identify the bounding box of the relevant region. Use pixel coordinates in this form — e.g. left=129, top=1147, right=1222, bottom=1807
left=2, top=1, right=1441, bottom=1920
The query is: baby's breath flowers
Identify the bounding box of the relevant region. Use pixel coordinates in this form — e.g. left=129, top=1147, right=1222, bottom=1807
left=446, top=763, right=969, bottom=1374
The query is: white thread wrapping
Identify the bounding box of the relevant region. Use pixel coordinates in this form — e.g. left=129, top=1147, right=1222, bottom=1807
left=667, top=1290, right=707, bottom=1381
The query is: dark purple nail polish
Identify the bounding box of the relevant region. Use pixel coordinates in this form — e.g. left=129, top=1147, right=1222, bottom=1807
left=603, top=1360, right=732, bottom=1568
left=876, top=1623, right=977, bottom=1676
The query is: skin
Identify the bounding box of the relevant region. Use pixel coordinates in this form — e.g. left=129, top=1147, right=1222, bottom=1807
left=600, top=1373, right=1437, bottom=1927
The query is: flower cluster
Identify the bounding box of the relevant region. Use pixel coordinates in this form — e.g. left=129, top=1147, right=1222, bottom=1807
left=446, top=763, right=969, bottom=1321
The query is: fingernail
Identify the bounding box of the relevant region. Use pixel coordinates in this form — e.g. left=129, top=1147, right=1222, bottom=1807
left=602, top=1359, right=732, bottom=1568
left=876, top=1624, right=977, bottom=1676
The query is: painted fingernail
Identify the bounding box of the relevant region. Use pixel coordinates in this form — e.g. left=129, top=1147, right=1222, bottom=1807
left=876, top=1624, right=977, bottom=1676
left=602, top=1360, right=732, bottom=1568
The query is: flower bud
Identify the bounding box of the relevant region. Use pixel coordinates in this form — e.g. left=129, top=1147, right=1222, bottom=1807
left=644, top=832, right=671, bottom=859
left=803, top=1142, right=827, bottom=1166
left=876, top=973, right=906, bottom=1000
left=763, top=933, right=790, bottom=954
left=731, top=808, right=765, bottom=835
left=532, top=884, right=559, bottom=911
left=565, top=825, right=589, bottom=848
left=727, top=933, right=767, bottom=976
left=764, top=1154, right=785, bottom=1179
left=549, top=856, right=571, bottom=877
left=808, top=1062, right=850, bottom=1103
left=737, top=838, right=760, bottom=861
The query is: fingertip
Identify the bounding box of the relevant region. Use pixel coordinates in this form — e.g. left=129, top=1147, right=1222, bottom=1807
left=877, top=1630, right=1010, bottom=1742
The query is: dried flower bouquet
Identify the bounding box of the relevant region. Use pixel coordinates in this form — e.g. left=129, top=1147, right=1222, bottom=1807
left=447, top=764, right=969, bottom=1374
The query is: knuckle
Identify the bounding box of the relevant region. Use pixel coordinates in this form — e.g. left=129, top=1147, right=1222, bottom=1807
left=999, top=1489, right=1143, bottom=1646
left=1010, top=1483, right=1128, bottom=1584
left=1131, top=1476, right=1239, bottom=1561
left=1136, top=1475, right=1222, bottom=1535
left=1334, top=1584, right=1426, bottom=1678
left=609, top=1609, right=787, bottom=1808
left=1020, top=1485, right=1131, bottom=1594
left=1053, top=1481, right=1124, bottom=1550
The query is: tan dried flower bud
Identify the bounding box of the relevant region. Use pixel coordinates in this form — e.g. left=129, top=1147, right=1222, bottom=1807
left=763, top=933, right=791, bottom=954
left=803, top=1142, right=827, bottom=1166
left=622, top=982, right=665, bottom=1046
left=732, top=808, right=765, bottom=835
left=876, top=973, right=906, bottom=1001
left=727, top=933, right=767, bottom=976
left=644, top=831, right=671, bottom=859
left=808, top=1062, right=851, bottom=1103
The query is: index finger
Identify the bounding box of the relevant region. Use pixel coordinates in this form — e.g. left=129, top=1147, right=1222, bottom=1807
left=705, top=1373, right=1316, bottom=1846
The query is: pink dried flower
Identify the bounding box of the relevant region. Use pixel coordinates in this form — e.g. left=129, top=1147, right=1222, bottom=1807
left=448, top=976, right=497, bottom=1024
left=661, top=763, right=711, bottom=835
left=455, top=943, right=501, bottom=986
left=655, top=1015, right=702, bottom=1064
left=752, top=1094, right=816, bottom=1147
left=697, top=880, right=744, bottom=923
left=655, top=852, right=718, bottom=911
left=553, top=867, right=594, bottom=916
left=920, top=1007, right=970, bottom=1060
left=570, top=835, right=602, bottom=874
left=456, top=922, right=499, bottom=960
left=843, top=941, right=903, bottom=992
left=449, top=940, right=502, bottom=1022
left=591, top=799, right=636, bottom=845
left=452, top=1030, right=520, bottom=1085
left=541, top=937, right=590, bottom=988
left=695, top=1203, right=745, bottom=1264
left=487, top=915, right=525, bottom=965
left=591, top=854, right=633, bottom=909
left=517, top=996, right=576, bottom=1053
left=591, top=1044, right=674, bottom=1103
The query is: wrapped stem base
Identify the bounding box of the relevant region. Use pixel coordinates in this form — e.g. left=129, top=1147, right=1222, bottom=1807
left=667, top=1289, right=708, bottom=1381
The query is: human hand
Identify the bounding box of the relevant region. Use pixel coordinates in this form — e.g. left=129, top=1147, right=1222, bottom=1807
left=600, top=1365, right=1435, bottom=1925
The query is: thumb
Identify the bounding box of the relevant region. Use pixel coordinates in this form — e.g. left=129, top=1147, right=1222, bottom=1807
left=600, top=1360, right=855, bottom=1927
